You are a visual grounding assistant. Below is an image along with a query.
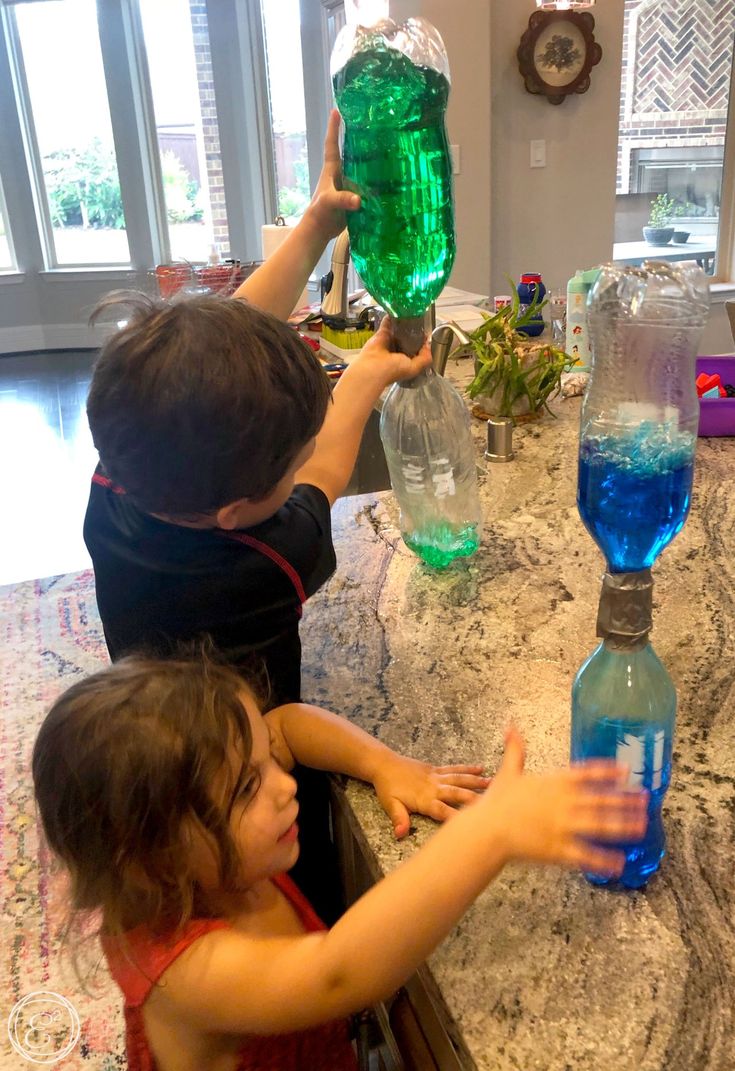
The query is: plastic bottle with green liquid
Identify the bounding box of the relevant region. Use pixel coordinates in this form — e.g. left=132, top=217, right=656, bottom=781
left=332, top=3, right=481, bottom=568
left=332, top=1, right=455, bottom=353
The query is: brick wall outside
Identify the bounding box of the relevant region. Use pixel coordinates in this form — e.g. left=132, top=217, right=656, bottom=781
left=618, top=0, right=735, bottom=197
left=189, top=0, right=230, bottom=256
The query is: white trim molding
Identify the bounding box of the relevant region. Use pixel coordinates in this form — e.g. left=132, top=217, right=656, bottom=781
left=0, top=320, right=116, bottom=355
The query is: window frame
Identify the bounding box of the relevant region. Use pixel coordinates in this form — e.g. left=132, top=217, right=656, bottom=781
left=0, top=0, right=278, bottom=273
left=5, top=0, right=148, bottom=269
left=0, top=174, right=17, bottom=271
left=717, top=54, right=735, bottom=286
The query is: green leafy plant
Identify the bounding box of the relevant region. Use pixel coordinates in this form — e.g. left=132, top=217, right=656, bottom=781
left=647, top=193, right=685, bottom=228
left=277, top=147, right=311, bottom=220
left=44, top=139, right=125, bottom=229
left=456, top=284, right=575, bottom=419
left=161, top=150, right=202, bottom=223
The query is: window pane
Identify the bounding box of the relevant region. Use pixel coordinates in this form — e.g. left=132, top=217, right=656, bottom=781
left=0, top=181, right=14, bottom=270
left=139, top=0, right=229, bottom=261
left=261, top=0, right=310, bottom=222
left=614, top=0, right=735, bottom=276
left=15, top=0, right=131, bottom=267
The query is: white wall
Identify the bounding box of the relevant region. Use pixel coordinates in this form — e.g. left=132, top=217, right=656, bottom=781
left=409, top=0, right=733, bottom=353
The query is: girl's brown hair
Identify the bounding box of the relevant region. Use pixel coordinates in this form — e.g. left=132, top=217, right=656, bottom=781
left=32, top=654, right=257, bottom=939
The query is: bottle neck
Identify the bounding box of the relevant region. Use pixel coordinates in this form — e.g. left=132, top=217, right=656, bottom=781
left=595, top=568, right=653, bottom=652
left=390, top=315, right=429, bottom=357
left=397, top=367, right=433, bottom=390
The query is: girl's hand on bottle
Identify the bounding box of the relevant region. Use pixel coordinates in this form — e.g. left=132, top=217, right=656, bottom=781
left=303, top=109, right=361, bottom=241
left=358, top=317, right=433, bottom=385
left=372, top=754, right=491, bottom=839
left=484, top=727, right=649, bottom=878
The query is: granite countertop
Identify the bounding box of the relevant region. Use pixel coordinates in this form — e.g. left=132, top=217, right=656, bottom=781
left=300, top=364, right=735, bottom=1071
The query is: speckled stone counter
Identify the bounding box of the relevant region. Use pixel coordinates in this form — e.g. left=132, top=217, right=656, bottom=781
left=300, top=365, right=735, bottom=1071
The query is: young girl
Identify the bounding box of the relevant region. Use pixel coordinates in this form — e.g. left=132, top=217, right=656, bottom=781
left=33, top=655, right=648, bottom=1071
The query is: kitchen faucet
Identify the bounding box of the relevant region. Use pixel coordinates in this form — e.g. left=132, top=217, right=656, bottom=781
left=430, top=322, right=471, bottom=376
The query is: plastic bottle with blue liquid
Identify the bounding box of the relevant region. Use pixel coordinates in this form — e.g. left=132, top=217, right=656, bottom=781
left=572, top=260, right=709, bottom=888
left=571, top=571, right=675, bottom=888
left=577, top=262, right=709, bottom=573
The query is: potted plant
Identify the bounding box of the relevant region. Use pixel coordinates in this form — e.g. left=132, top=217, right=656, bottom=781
left=642, top=193, right=682, bottom=245
left=451, top=286, right=575, bottom=421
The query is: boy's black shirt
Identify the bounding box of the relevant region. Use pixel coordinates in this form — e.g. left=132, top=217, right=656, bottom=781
left=83, top=471, right=336, bottom=707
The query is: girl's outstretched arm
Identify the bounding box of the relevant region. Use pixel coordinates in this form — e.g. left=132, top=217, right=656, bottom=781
left=232, top=110, right=359, bottom=320
left=265, top=700, right=490, bottom=836
left=154, top=731, right=647, bottom=1036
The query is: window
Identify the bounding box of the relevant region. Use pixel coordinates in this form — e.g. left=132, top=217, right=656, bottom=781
left=261, top=0, right=310, bottom=222
left=139, top=0, right=229, bottom=261
left=12, top=0, right=131, bottom=267
left=614, top=0, right=735, bottom=279
left=0, top=0, right=303, bottom=280
left=0, top=180, right=14, bottom=270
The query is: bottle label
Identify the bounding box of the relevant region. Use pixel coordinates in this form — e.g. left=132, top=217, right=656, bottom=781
left=616, top=729, right=665, bottom=790
left=401, top=458, right=456, bottom=499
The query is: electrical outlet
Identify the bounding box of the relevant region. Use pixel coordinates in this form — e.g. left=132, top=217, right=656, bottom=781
left=530, top=139, right=546, bottom=168
left=450, top=144, right=461, bottom=175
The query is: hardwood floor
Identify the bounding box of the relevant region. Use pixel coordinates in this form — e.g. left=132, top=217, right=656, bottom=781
left=0, top=350, right=98, bottom=586
left=0, top=348, right=390, bottom=587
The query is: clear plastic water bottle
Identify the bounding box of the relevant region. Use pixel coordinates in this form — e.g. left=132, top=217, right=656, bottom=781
left=571, top=571, right=674, bottom=888
left=380, top=369, right=482, bottom=568
left=578, top=261, right=709, bottom=572
left=332, top=6, right=454, bottom=355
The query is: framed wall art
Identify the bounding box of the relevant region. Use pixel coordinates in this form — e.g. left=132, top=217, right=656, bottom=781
left=517, top=10, right=602, bottom=105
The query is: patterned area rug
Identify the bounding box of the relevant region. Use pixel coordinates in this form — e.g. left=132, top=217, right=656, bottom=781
left=0, top=571, right=125, bottom=1069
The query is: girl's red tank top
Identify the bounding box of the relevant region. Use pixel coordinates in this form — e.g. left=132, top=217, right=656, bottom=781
left=103, top=872, right=358, bottom=1071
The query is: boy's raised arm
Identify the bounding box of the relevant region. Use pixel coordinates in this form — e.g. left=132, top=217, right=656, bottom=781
left=233, top=111, right=359, bottom=321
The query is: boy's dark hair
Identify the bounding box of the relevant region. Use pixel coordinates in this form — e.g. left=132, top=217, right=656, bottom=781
left=87, top=292, right=332, bottom=515
left=32, top=654, right=258, bottom=938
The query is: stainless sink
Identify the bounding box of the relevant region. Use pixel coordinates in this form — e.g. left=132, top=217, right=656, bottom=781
left=344, top=408, right=391, bottom=495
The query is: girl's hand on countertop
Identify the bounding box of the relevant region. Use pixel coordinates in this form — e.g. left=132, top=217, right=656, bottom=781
left=371, top=753, right=491, bottom=839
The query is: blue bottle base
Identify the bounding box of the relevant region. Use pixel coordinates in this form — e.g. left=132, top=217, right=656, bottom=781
left=584, top=826, right=665, bottom=889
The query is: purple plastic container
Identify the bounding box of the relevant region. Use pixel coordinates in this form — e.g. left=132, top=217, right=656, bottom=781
left=696, top=355, right=735, bottom=436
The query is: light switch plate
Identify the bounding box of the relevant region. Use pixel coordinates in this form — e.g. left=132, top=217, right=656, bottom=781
left=530, top=139, right=546, bottom=168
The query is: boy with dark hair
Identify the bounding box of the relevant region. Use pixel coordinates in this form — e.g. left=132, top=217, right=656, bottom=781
left=84, top=295, right=426, bottom=700
left=82, top=116, right=431, bottom=920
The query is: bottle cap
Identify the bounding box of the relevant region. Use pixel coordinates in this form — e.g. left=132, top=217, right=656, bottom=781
left=485, top=417, right=514, bottom=462
left=596, top=569, right=653, bottom=650
left=521, top=273, right=542, bottom=284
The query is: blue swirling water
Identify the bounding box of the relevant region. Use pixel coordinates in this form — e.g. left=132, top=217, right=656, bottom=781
left=578, top=426, right=695, bottom=572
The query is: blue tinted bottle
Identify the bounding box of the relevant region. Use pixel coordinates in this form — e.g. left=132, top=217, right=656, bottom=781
left=578, top=262, right=709, bottom=573
left=571, top=571, right=674, bottom=888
